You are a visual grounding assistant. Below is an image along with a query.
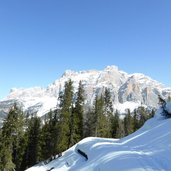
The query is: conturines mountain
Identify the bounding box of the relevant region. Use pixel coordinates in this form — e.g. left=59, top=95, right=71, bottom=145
left=0, top=66, right=171, bottom=121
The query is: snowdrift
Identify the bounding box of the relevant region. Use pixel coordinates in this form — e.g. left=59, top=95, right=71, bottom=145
left=26, top=102, right=171, bottom=171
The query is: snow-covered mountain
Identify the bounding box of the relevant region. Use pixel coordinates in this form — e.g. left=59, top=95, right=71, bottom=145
left=0, top=65, right=171, bottom=118
left=26, top=102, right=171, bottom=171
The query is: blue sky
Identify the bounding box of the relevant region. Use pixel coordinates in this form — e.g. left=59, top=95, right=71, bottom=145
left=0, top=0, right=171, bottom=100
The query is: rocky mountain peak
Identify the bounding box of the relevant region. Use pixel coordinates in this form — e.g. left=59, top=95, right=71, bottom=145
left=62, top=70, right=78, bottom=78
left=104, top=65, right=119, bottom=71
left=0, top=65, right=171, bottom=121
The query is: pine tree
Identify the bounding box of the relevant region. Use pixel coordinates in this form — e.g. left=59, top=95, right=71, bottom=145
left=68, top=105, right=76, bottom=147
left=84, top=108, right=97, bottom=137
left=84, top=95, right=104, bottom=137
left=40, top=111, right=53, bottom=160
left=111, top=110, right=120, bottom=138
left=24, top=116, right=42, bottom=168
left=104, top=88, right=114, bottom=137
left=0, top=104, right=25, bottom=171
left=51, top=110, right=61, bottom=155
left=0, top=147, right=15, bottom=171
left=40, top=110, right=60, bottom=160
left=0, top=127, right=15, bottom=171
left=138, top=106, right=148, bottom=128
left=104, top=88, right=113, bottom=115
left=124, top=109, right=134, bottom=136
left=149, top=109, right=155, bottom=118
left=116, top=120, right=125, bottom=138
left=133, top=109, right=139, bottom=131
left=94, top=94, right=109, bottom=137
left=57, top=79, right=74, bottom=152
left=72, top=81, right=85, bottom=144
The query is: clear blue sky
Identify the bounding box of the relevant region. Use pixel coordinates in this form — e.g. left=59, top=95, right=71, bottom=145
left=0, top=0, right=171, bottom=100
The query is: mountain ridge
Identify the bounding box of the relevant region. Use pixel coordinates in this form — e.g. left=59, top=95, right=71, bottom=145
left=0, top=65, right=171, bottom=119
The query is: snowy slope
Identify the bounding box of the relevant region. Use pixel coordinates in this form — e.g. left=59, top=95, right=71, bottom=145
left=26, top=102, right=171, bottom=171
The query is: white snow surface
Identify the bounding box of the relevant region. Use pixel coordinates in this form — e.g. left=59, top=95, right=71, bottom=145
left=114, top=101, right=142, bottom=114
left=26, top=102, right=171, bottom=171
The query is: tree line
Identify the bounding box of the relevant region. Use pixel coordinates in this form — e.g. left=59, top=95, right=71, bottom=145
left=0, top=79, right=154, bottom=171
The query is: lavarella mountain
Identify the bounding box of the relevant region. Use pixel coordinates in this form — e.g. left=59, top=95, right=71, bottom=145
left=0, top=66, right=171, bottom=119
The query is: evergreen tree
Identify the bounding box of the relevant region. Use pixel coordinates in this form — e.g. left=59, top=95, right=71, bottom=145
left=133, top=109, right=139, bottom=132
left=40, top=110, right=60, bottom=160
left=84, top=95, right=104, bottom=137
left=58, top=90, right=64, bottom=109
left=111, top=110, right=120, bottom=138
left=0, top=147, right=15, bottom=171
left=40, top=111, right=53, bottom=160
left=116, top=120, right=125, bottom=138
left=138, top=106, right=148, bottom=127
left=94, top=94, right=109, bottom=137
left=0, top=104, right=25, bottom=171
left=23, top=116, right=42, bottom=168
left=124, top=109, right=134, bottom=136
left=149, top=109, right=155, bottom=118
left=72, top=81, right=85, bottom=143
left=57, top=79, right=74, bottom=152
left=84, top=108, right=97, bottom=137
left=104, top=88, right=114, bottom=137
left=104, top=88, right=113, bottom=115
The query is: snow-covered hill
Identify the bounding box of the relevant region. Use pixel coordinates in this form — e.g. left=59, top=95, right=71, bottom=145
left=26, top=102, right=171, bottom=171
left=0, top=65, right=171, bottom=118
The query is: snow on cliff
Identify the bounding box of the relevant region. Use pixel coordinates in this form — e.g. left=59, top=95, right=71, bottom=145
left=26, top=101, right=171, bottom=171
left=1, top=66, right=171, bottom=118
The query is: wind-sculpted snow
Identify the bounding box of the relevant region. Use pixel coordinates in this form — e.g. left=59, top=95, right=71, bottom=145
left=26, top=104, right=171, bottom=171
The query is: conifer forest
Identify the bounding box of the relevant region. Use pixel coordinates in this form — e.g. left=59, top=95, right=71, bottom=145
left=0, top=80, right=154, bottom=171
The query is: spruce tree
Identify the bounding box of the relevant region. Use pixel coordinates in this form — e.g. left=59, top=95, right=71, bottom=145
left=116, top=120, right=125, bottom=138
left=0, top=104, right=25, bottom=171
left=94, top=94, right=109, bottom=137
left=138, top=106, right=148, bottom=128
left=57, top=79, right=74, bottom=152
left=84, top=95, right=103, bottom=138
left=111, top=110, right=120, bottom=138
left=149, top=109, right=155, bottom=118
left=104, top=88, right=113, bottom=115
left=133, top=109, right=139, bottom=132
left=104, top=88, right=114, bottom=137
left=24, top=116, right=42, bottom=168
left=84, top=108, right=97, bottom=137
left=40, top=110, right=60, bottom=160
left=124, top=109, right=134, bottom=136
left=72, top=81, right=85, bottom=144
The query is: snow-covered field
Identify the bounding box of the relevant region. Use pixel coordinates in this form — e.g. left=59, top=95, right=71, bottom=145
left=26, top=102, right=171, bottom=171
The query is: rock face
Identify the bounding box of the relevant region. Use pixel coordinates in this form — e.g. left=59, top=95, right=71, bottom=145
left=0, top=65, right=171, bottom=120
left=118, top=73, right=164, bottom=107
